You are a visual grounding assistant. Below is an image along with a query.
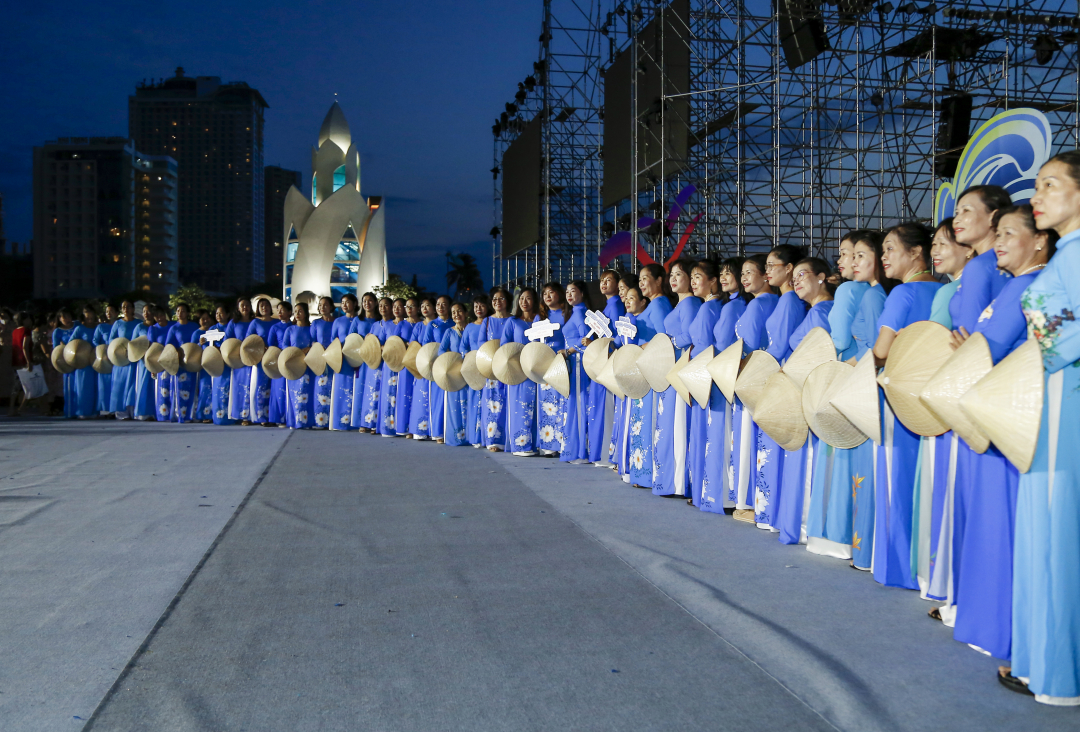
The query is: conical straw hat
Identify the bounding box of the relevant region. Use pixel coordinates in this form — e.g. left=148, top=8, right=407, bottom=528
left=323, top=338, right=343, bottom=374
left=433, top=351, right=466, bottom=392
left=476, top=339, right=500, bottom=380
left=403, top=340, right=423, bottom=379
left=202, top=346, right=225, bottom=377
left=64, top=338, right=93, bottom=370
left=734, top=350, right=780, bottom=414
left=584, top=337, right=613, bottom=380
left=127, top=335, right=149, bottom=363
left=416, top=342, right=440, bottom=380
left=543, top=353, right=570, bottom=397
left=637, top=334, right=676, bottom=392
left=829, top=350, right=881, bottom=445
left=461, top=351, right=487, bottom=391
left=878, top=321, right=951, bottom=436
left=107, top=337, right=131, bottom=367
left=361, top=333, right=383, bottom=369
left=279, top=346, right=307, bottom=381
left=783, top=327, right=836, bottom=388
left=493, top=342, right=527, bottom=385
left=920, top=332, right=993, bottom=453
left=598, top=350, right=625, bottom=399
left=159, top=344, right=181, bottom=376
left=959, top=338, right=1044, bottom=473
left=667, top=350, right=692, bottom=405
left=802, top=361, right=866, bottom=448
left=708, top=340, right=743, bottom=403
left=305, top=342, right=327, bottom=375
left=51, top=344, right=74, bottom=374
left=220, top=338, right=244, bottom=369
left=144, top=342, right=165, bottom=375
left=755, top=372, right=808, bottom=451
left=260, top=345, right=282, bottom=379
left=342, top=333, right=365, bottom=368
left=383, top=336, right=407, bottom=372
left=241, top=334, right=266, bottom=367
left=681, top=346, right=715, bottom=407
left=93, top=343, right=113, bottom=374
left=612, top=344, right=649, bottom=399
left=521, top=341, right=556, bottom=384
left=181, top=343, right=203, bottom=372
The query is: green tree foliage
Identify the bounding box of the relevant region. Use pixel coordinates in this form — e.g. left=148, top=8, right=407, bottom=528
left=169, top=284, right=216, bottom=314
left=373, top=274, right=418, bottom=301
left=446, top=252, right=484, bottom=300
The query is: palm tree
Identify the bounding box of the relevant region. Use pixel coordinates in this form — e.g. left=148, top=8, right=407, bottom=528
left=446, top=252, right=484, bottom=299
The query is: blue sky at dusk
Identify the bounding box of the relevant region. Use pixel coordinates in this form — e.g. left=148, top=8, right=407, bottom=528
left=2, top=1, right=543, bottom=293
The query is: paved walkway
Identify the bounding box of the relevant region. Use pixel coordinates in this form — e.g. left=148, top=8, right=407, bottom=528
left=0, top=420, right=1072, bottom=731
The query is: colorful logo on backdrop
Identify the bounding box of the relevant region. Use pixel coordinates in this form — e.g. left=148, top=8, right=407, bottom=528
left=599, top=184, right=701, bottom=270
left=934, top=108, right=1054, bottom=224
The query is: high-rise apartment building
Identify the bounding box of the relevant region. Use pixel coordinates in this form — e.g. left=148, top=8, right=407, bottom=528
left=129, top=67, right=267, bottom=294
left=32, top=137, right=178, bottom=299
left=264, top=165, right=301, bottom=287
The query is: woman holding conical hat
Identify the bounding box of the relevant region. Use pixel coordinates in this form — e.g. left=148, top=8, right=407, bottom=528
left=701, top=258, right=750, bottom=514
left=407, top=298, right=437, bottom=440
left=202, top=305, right=234, bottom=426
left=774, top=257, right=835, bottom=545
left=282, top=301, right=316, bottom=429
left=500, top=288, right=543, bottom=455
left=308, top=296, right=336, bottom=430
left=91, top=304, right=113, bottom=417
left=424, top=296, right=454, bottom=442
left=147, top=305, right=175, bottom=422
left=107, top=300, right=141, bottom=419
left=393, top=298, right=422, bottom=438
left=165, top=302, right=199, bottom=423
left=67, top=305, right=99, bottom=419
left=728, top=255, right=779, bottom=521
left=355, top=297, right=390, bottom=432
left=327, top=293, right=359, bottom=431
left=50, top=308, right=80, bottom=418
left=461, top=295, right=493, bottom=446
left=267, top=301, right=293, bottom=427
left=241, top=298, right=276, bottom=426
left=869, top=223, right=942, bottom=591
left=1001, top=151, right=1080, bottom=704
left=480, top=288, right=512, bottom=451
left=348, top=292, right=379, bottom=432
left=537, top=283, right=569, bottom=456
left=130, top=303, right=156, bottom=420
left=225, top=298, right=254, bottom=424
left=376, top=298, right=410, bottom=436
left=611, top=280, right=648, bottom=481
left=585, top=270, right=626, bottom=465
left=188, top=310, right=215, bottom=423
left=438, top=302, right=471, bottom=446
left=556, top=281, right=593, bottom=463
left=628, top=265, right=675, bottom=488
left=684, top=261, right=722, bottom=506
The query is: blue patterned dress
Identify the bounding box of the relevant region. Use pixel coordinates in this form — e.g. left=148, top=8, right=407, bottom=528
left=357, top=319, right=387, bottom=430
left=394, top=321, right=420, bottom=435
left=559, top=303, right=591, bottom=462
left=538, top=310, right=568, bottom=454
left=461, top=320, right=487, bottom=445
left=729, top=294, right=778, bottom=509
left=377, top=320, right=409, bottom=436
left=439, top=326, right=470, bottom=445
left=147, top=322, right=174, bottom=421
left=189, top=328, right=213, bottom=422
left=629, top=297, right=672, bottom=487
left=283, top=324, right=314, bottom=429
left=653, top=296, right=701, bottom=496
left=92, top=323, right=112, bottom=415
left=426, top=317, right=453, bottom=440
left=166, top=322, right=199, bottom=422
left=687, top=298, right=722, bottom=504
left=481, top=317, right=511, bottom=447
left=54, top=325, right=96, bottom=418
left=206, top=323, right=233, bottom=426
left=701, top=294, right=746, bottom=513
left=348, top=317, right=376, bottom=429
left=329, top=315, right=358, bottom=431
left=501, top=316, right=539, bottom=453
left=240, top=319, right=273, bottom=424
left=309, top=317, right=334, bottom=429
left=108, top=318, right=141, bottom=417
left=225, top=318, right=252, bottom=422
left=612, top=317, right=639, bottom=480
left=268, top=320, right=291, bottom=425
left=588, top=296, right=626, bottom=463
left=408, top=320, right=435, bottom=439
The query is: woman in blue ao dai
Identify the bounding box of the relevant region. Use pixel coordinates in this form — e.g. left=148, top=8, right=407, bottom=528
left=462, top=295, right=492, bottom=446
left=189, top=310, right=215, bottom=423
left=108, top=301, right=141, bottom=418
left=587, top=271, right=625, bottom=464
left=1005, top=154, right=1080, bottom=703
left=267, top=302, right=293, bottom=427
left=49, top=309, right=77, bottom=418
left=871, top=224, right=942, bottom=590
left=206, top=305, right=234, bottom=426
left=242, top=299, right=275, bottom=425
left=425, top=296, right=454, bottom=442
left=166, top=302, right=199, bottom=423
left=440, top=302, right=471, bottom=446
left=147, top=306, right=174, bottom=422
left=629, top=265, right=674, bottom=488
left=408, top=299, right=436, bottom=440
left=729, top=256, right=779, bottom=520
left=284, top=302, right=316, bottom=429
left=329, top=294, right=359, bottom=431
left=92, top=306, right=113, bottom=416
left=615, top=282, right=648, bottom=482
left=130, top=304, right=156, bottom=420
left=377, top=298, right=409, bottom=436
left=501, top=288, right=542, bottom=455
left=225, top=298, right=254, bottom=424
left=775, top=257, right=834, bottom=544
left=350, top=293, right=379, bottom=432
left=57, top=307, right=97, bottom=419
left=558, top=282, right=592, bottom=463
left=538, top=283, right=569, bottom=455
left=654, top=261, right=701, bottom=496
left=394, top=298, right=422, bottom=437
left=309, top=297, right=336, bottom=430
left=358, top=297, right=392, bottom=432
left=482, top=289, right=512, bottom=450
left=701, top=259, right=749, bottom=513
left=685, top=261, right=722, bottom=504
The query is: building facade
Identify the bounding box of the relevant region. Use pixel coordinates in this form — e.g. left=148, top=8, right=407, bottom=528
left=264, top=165, right=301, bottom=288
left=129, top=67, right=267, bottom=294
left=283, top=103, right=386, bottom=305
left=32, top=137, right=178, bottom=299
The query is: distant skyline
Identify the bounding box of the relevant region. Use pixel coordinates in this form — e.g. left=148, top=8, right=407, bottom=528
left=3, top=1, right=543, bottom=294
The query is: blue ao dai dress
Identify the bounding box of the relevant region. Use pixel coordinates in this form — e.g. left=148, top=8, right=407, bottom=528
left=873, top=281, right=942, bottom=589
left=225, top=318, right=252, bottom=422
left=559, top=303, right=591, bottom=462
left=267, top=320, right=291, bottom=425
left=348, top=317, right=376, bottom=429
left=309, top=317, right=334, bottom=429
left=481, top=317, right=511, bottom=447
left=108, top=318, right=141, bottom=417
left=283, top=324, right=315, bottom=429
left=394, top=321, right=420, bottom=436
left=241, top=319, right=273, bottom=424
left=754, top=292, right=807, bottom=529
left=461, top=320, right=487, bottom=445
left=701, top=294, right=746, bottom=513
left=147, top=322, right=174, bottom=421
left=538, top=310, right=567, bottom=454
left=629, top=297, right=672, bottom=487
left=426, top=318, right=453, bottom=440
left=408, top=320, right=435, bottom=439
left=1012, top=229, right=1080, bottom=704
left=329, top=315, right=358, bottom=430
left=166, top=322, right=199, bottom=422
left=55, top=325, right=97, bottom=418
left=92, top=323, right=112, bottom=415
left=51, top=326, right=77, bottom=417
left=131, top=321, right=155, bottom=420
left=686, top=298, right=723, bottom=505
left=377, top=320, right=409, bottom=436
left=501, top=316, right=540, bottom=453
left=729, top=294, right=778, bottom=510
left=205, top=323, right=233, bottom=425
left=358, top=319, right=388, bottom=430
left=439, top=326, right=470, bottom=445
left=654, top=296, right=701, bottom=496
left=588, top=295, right=626, bottom=463
left=189, top=328, right=213, bottom=422
left=612, top=316, right=639, bottom=480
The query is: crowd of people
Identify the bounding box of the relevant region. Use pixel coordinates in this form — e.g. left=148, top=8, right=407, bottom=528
left=5, top=152, right=1080, bottom=706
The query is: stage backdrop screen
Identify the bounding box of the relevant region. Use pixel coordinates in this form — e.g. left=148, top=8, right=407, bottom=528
left=501, top=114, right=543, bottom=258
